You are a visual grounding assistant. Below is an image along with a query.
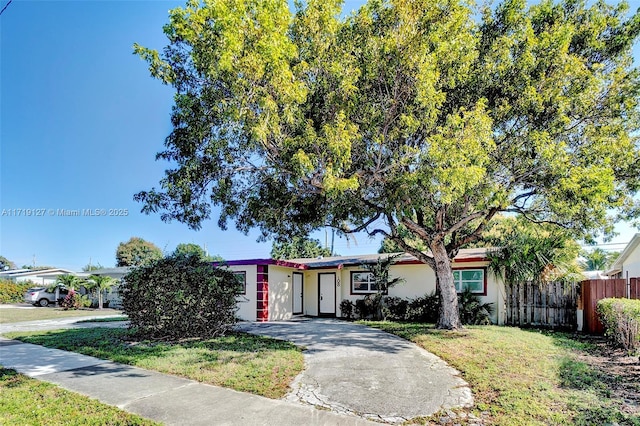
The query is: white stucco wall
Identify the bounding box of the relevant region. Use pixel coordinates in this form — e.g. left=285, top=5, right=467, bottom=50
left=622, top=243, right=640, bottom=278
left=332, top=261, right=505, bottom=325
left=268, top=266, right=293, bottom=321
left=14, top=275, right=58, bottom=285
left=227, top=265, right=257, bottom=322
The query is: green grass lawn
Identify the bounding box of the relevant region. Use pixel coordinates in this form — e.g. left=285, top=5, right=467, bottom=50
left=0, top=368, right=158, bottom=426
left=0, top=307, right=123, bottom=324
left=363, top=322, right=640, bottom=426
left=7, top=327, right=304, bottom=399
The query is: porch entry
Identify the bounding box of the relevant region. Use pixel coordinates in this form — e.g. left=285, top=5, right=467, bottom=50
left=293, top=272, right=303, bottom=315
left=318, top=273, right=336, bottom=316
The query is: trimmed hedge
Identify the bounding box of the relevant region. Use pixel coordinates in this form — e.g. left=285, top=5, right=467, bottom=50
left=596, top=298, right=640, bottom=354
left=0, top=280, right=33, bottom=303
left=121, top=255, right=238, bottom=340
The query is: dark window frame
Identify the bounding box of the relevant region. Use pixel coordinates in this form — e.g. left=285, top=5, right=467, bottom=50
left=350, top=271, right=388, bottom=295
left=233, top=271, right=247, bottom=295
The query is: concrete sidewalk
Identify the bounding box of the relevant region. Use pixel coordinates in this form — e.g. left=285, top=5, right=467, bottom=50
left=0, top=337, right=375, bottom=425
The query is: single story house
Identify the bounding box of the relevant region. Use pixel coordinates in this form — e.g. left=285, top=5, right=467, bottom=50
left=224, top=247, right=506, bottom=325
left=606, top=233, right=640, bottom=279
left=0, top=268, right=76, bottom=286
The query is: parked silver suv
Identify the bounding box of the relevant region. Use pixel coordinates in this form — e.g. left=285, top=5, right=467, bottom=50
left=24, top=286, right=69, bottom=307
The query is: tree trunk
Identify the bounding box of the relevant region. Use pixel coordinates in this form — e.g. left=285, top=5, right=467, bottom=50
left=431, top=240, right=462, bottom=329
left=98, top=289, right=103, bottom=310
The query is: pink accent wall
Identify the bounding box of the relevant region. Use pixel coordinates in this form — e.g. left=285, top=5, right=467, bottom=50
left=256, top=265, right=269, bottom=321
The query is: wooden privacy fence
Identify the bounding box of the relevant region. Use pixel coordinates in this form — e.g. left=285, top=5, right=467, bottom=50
left=505, top=281, right=579, bottom=329
left=581, top=278, right=640, bottom=334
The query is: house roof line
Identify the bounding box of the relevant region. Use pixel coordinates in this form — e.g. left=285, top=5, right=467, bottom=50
left=218, top=258, right=309, bottom=269
left=222, top=248, right=491, bottom=270
left=606, top=233, right=640, bottom=275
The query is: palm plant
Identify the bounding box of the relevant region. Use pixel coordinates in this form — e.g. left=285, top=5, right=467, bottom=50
left=85, top=275, right=116, bottom=309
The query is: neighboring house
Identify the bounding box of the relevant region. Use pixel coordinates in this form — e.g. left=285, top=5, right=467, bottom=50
left=606, top=233, right=640, bottom=279
left=582, top=270, right=609, bottom=280
left=224, top=248, right=506, bottom=324
left=0, top=268, right=76, bottom=286
left=80, top=267, right=131, bottom=309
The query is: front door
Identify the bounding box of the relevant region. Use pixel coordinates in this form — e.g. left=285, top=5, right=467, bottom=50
left=293, top=272, right=303, bottom=314
left=318, top=273, right=336, bottom=316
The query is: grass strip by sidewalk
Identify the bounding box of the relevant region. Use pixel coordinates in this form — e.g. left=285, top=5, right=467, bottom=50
left=77, top=316, right=128, bottom=323
left=0, top=307, right=122, bottom=324
left=0, top=368, right=158, bottom=426
left=363, top=322, right=640, bottom=426
left=6, top=327, right=304, bottom=399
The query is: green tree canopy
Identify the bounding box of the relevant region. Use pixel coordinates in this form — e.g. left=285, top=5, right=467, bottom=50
left=115, top=237, right=163, bottom=267
left=0, top=256, right=16, bottom=270
left=580, top=247, right=621, bottom=271
left=82, top=263, right=105, bottom=272
left=172, top=243, right=223, bottom=262
left=135, top=0, right=640, bottom=328
left=487, top=216, right=583, bottom=285
left=271, top=236, right=333, bottom=259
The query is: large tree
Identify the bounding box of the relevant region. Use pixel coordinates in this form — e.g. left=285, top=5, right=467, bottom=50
left=134, top=0, right=640, bottom=328
left=116, top=237, right=163, bottom=267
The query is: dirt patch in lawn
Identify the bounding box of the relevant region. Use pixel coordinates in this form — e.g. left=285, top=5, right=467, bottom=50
left=573, top=335, right=640, bottom=416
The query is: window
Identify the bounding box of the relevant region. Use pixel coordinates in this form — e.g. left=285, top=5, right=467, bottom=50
left=351, top=271, right=379, bottom=294
left=453, top=269, right=485, bottom=294
left=233, top=271, right=246, bottom=295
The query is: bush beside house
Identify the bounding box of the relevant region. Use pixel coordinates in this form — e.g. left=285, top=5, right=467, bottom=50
left=597, top=298, right=640, bottom=354
left=121, top=255, right=239, bottom=339
left=0, top=279, right=32, bottom=303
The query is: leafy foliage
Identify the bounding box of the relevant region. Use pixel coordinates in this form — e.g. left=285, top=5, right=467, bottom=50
left=597, top=298, right=640, bottom=354
left=339, top=299, right=355, bottom=320
left=115, top=237, right=163, bottom=267
left=487, top=216, right=582, bottom=286
left=82, top=263, right=105, bottom=272
left=580, top=248, right=620, bottom=271
left=172, top=243, right=222, bottom=262
left=0, top=256, right=16, bottom=270
left=60, top=289, right=91, bottom=310
left=135, top=0, right=640, bottom=329
left=271, top=236, right=332, bottom=259
left=348, top=289, right=491, bottom=325
left=457, top=288, right=494, bottom=325
left=0, top=279, right=32, bottom=303
left=84, top=275, right=116, bottom=309
left=121, top=255, right=238, bottom=339
left=56, top=274, right=82, bottom=289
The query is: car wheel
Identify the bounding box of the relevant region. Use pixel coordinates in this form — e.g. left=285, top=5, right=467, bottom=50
left=38, top=298, right=49, bottom=307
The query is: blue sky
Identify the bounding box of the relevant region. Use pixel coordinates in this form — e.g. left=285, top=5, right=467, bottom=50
left=0, top=0, right=638, bottom=270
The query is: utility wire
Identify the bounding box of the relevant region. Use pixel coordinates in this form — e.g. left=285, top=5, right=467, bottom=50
left=0, top=0, right=12, bottom=16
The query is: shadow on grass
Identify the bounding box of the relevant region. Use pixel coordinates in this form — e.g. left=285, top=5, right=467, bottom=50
left=359, top=321, right=476, bottom=342
left=10, top=327, right=301, bottom=366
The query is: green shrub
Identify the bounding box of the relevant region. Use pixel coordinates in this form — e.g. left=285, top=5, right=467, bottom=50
left=60, top=290, right=91, bottom=310
left=121, top=255, right=238, bottom=340
left=339, top=299, right=354, bottom=320
left=596, top=298, right=640, bottom=354
left=406, top=292, right=440, bottom=323
left=458, top=288, right=494, bottom=325
left=381, top=296, right=408, bottom=321
left=0, top=279, right=33, bottom=303
left=354, top=295, right=378, bottom=319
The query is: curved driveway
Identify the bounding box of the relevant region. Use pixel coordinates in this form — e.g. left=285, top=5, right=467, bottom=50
left=236, top=318, right=473, bottom=423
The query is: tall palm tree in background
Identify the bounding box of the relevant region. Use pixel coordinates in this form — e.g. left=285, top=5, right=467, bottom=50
left=580, top=248, right=621, bottom=271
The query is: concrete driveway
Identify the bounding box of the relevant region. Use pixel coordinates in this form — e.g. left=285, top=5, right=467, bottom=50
left=236, top=318, right=473, bottom=423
